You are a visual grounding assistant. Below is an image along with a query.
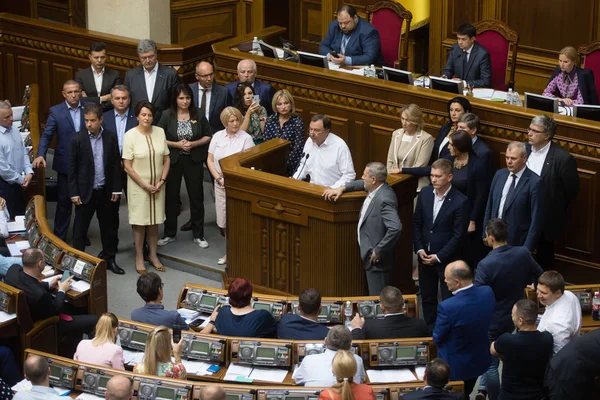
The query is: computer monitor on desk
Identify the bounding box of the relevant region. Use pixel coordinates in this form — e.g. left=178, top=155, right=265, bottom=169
left=524, top=93, right=558, bottom=113
left=573, top=104, right=600, bottom=122
left=430, top=76, right=463, bottom=94
left=259, top=41, right=279, bottom=59
left=383, top=67, right=414, bottom=85
left=297, top=51, right=329, bottom=69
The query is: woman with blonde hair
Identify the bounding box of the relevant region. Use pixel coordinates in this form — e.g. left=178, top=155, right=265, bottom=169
left=74, top=313, right=124, bottom=369
left=134, top=326, right=186, bottom=379
left=542, top=46, right=598, bottom=105
left=318, top=350, right=374, bottom=400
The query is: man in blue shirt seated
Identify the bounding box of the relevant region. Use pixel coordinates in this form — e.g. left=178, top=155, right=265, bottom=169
left=131, top=272, right=188, bottom=329
left=278, top=288, right=330, bottom=340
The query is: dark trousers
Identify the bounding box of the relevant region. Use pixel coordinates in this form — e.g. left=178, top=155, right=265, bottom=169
left=54, top=173, right=73, bottom=241
left=464, top=377, right=477, bottom=398
left=419, top=261, right=452, bottom=328
left=72, top=187, right=119, bottom=260
left=0, top=179, right=25, bottom=217
left=57, top=313, right=99, bottom=358
left=165, top=155, right=205, bottom=238
left=536, top=236, right=555, bottom=270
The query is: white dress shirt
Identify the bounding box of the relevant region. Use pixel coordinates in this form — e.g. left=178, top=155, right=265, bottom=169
left=433, top=185, right=452, bottom=222
left=357, top=183, right=383, bottom=246
left=537, top=290, right=582, bottom=355
left=292, top=349, right=365, bottom=386
left=92, top=66, right=104, bottom=95
left=144, top=63, right=159, bottom=102
left=526, top=141, right=551, bottom=176
left=452, top=283, right=473, bottom=296
left=293, top=133, right=355, bottom=188
left=498, top=167, right=525, bottom=218
left=199, top=86, right=213, bottom=121
left=0, top=208, right=9, bottom=238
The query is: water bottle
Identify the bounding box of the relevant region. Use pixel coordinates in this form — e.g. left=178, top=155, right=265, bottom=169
left=252, top=37, right=262, bottom=55
left=370, top=65, right=376, bottom=78
left=344, top=300, right=353, bottom=328
left=592, top=291, right=600, bottom=321
left=513, top=90, right=523, bottom=106
left=507, top=88, right=514, bottom=105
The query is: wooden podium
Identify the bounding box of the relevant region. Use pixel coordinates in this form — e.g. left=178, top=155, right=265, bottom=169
left=220, top=139, right=417, bottom=297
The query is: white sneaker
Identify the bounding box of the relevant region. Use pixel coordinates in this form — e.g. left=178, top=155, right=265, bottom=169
left=194, top=237, right=209, bottom=248
left=157, top=237, right=176, bottom=246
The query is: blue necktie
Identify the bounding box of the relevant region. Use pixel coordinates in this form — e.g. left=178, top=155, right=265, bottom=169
left=341, top=36, right=349, bottom=55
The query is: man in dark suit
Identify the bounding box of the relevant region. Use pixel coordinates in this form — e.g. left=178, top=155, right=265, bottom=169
left=350, top=286, right=428, bottom=339
left=190, top=61, right=232, bottom=134
left=102, top=85, right=138, bottom=158
left=5, top=248, right=98, bottom=357
left=402, top=358, right=464, bottom=400
left=124, top=39, right=179, bottom=124
left=318, top=4, right=383, bottom=67
left=525, top=115, right=579, bottom=270
left=434, top=261, right=495, bottom=398
left=68, top=103, right=123, bottom=274
left=277, top=288, right=330, bottom=340
left=473, top=218, right=543, bottom=400
left=33, top=80, right=87, bottom=241
left=75, top=42, right=121, bottom=111
left=225, top=59, right=275, bottom=115
left=323, top=162, right=402, bottom=295
left=413, top=159, right=469, bottom=328
left=457, top=112, right=493, bottom=176
left=483, top=141, right=544, bottom=251
left=442, top=23, right=492, bottom=88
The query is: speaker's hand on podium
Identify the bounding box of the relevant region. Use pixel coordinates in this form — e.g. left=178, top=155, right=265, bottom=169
left=323, top=187, right=344, bottom=201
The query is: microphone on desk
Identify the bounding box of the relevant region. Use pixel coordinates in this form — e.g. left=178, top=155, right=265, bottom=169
left=415, top=49, right=452, bottom=87
left=294, top=153, right=310, bottom=180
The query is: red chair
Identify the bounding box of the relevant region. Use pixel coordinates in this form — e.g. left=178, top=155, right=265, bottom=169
left=473, top=20, right=519, bottom=90
left=366, top=1, right=412, bottom=69
left=578, top=41, right=600, bottom=103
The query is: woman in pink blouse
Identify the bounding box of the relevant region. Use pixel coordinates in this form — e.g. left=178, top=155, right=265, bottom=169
left=74, top=312, right=124, bottom=369
left=207, top=107, right=255, bottom=265
left=542, top=46, right=598, bottom=106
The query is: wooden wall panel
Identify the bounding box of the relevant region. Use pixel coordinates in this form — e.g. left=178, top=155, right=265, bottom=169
left=16, top=56, right=38, bottom=97
left=170, top=0, right=239, bottom=43
left=296, top=0, right=323, bottom=52
left=564, top=169, right=597, bottom=255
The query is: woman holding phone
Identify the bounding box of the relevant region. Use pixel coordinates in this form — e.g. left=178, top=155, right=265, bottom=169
left=234, top=82, right=267, bottom=144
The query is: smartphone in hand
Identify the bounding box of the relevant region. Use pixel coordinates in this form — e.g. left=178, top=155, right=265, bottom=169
left=331, top=51, right=338, bottom=58
left=172, top=325, right=182, bottom=343
left=252, top=94, right=260, bottom=105
left=61, top=270, right=72, bottom=282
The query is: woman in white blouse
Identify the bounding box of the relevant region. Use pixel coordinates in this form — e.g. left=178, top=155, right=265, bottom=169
left=386, top=104, right=434, bottom=191
left=207, top=107, right=255, bottom=265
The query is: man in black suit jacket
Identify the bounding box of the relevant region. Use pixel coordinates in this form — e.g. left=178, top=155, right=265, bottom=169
left=190, top=61, right=232, bottom=134
left=5, top=248, right=98, bottom=357
left=75, top=42, right=121, bottom=111
left=225, top=59, right=275, bottom=115
left=277, top=288, right=330, bottom=340
left=402, top=358, right=464, bottom=400
left=457, top=113, right=493, bottom=176
left=124, top=39, right=179, bottom=124
left=442, top=23, right=492, bottom=88
left=350, top=286, right=428, bottom=339
left=413, top=159, right=469, bottom=328
left=525, top=115, right=579, bottom=270
left=68, top=103, right=123, bottom=274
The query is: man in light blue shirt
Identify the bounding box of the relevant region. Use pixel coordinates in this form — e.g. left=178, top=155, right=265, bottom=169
left=0, top=101, right=33, bottom=217
left=13, top=355, right=63, bottom=399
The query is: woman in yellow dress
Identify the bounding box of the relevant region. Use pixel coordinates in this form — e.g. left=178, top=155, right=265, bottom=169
left=123, top=101, right=170, bottom=274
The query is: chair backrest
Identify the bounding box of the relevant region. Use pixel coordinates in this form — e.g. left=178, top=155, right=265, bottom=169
left=578, top=41, right=600, bottom=103
left=473, top=20, right=519, bottom=90
left=366, top=1, right=412, bottom=68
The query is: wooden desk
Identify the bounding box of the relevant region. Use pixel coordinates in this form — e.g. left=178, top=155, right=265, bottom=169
left=219, top=138, right=417, bottom=296
left=213, top=27, right=600, bottom=285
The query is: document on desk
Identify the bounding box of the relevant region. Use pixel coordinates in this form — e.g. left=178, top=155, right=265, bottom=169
left=223, top=364, right=254, bottom=382
left=122, top=349, right=144, bottom=366
left=366, top=368, right=417, bottom=383
left=415, top=366, right=426, bottom=380
left=7, top=240, right=30, bottom=256
left=0, top=311, right=17, bottom=323
left=76, top=392, right=104, bottom=400
left=180, top=359, right=215, bottom=376
left=249, top=367, right=288, bottom=383
left=8, top=216, right=26, bottom=233
left=70, top=279, right=91, bottom=292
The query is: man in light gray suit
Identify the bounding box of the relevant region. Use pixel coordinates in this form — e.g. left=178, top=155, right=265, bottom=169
left=324, top=162, right=402, bottom=295
left=189, top=61, right=232, bottom=134
left=124, top=39, right=179, bottom=124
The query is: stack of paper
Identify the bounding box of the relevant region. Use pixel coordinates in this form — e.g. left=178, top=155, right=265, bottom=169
left=42, top=266, right=55, bottom=277
left=415, top=366, right=426, bottom=380
left=70, top=279, right=91, bottom=292
left=122, top=349, right=144, bottom=366
left=8, top=216, right=26, bottom=233
left=76, top=392, right=105, bottom=400
left=177, top=308, right=200, bottom=320
left=180, top=360, right=216, bottom=376
left=249, top=367, right=288, bottom=383
left=7, top=240, right=30, bottom=256
left=0, top=311, right=17, bottom=323
left=224, top=364, right=254, bottom=382
left=366, top=368, right=417, bottom=383
left=11, top=379, right=70, bottom=396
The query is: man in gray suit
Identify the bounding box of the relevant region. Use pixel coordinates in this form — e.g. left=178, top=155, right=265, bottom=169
left=189, top=61, right=232, bottom=134
left=124, top=39, right=179, bottom=124
left=324, top=162, right=402, bottom=295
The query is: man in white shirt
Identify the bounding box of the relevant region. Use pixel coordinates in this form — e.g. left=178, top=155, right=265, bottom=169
left=75, top=42, right=121, bottom=111
left=293, top=325, right=365, bottom=386
left=0, top=197, right=23, bottom=278
left=293, top=114, right=355, bottom=188
left=536, top=270, right=582, bottom=355
left=526, top=115, right=579, bottom=270
left=13, top=355, right=63, bottom=400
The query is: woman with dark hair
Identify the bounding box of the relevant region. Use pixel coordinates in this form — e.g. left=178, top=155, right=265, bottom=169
left=430, top=96, right=472, bottom=163
left=157, top=84, right=212, bottom=249
left=200, top=278, right=277, bottom=337
left=234, top=82, right=267, bottom=143
left=123, top=101, right=170, bottom=274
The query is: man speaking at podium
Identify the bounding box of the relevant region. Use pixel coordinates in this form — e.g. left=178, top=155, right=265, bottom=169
left=293, top=114, right=355, bottom=188
left=323, top=162, right=401, bottom=295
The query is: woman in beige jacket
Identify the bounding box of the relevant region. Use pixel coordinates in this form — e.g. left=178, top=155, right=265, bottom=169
left=386, top=104, right=434, bottom=191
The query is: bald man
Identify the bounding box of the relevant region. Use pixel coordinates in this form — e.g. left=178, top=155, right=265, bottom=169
left=433, top=261, right=495, bottom=398
left=105, top=375, right=132, bottom=400
left=224, top=59, right=275, bottom=115
left=190, top=61, right=232, bottom=134
left=200, top=384, right=226, bottom=400
left=14, top=355, right=62, bottom=399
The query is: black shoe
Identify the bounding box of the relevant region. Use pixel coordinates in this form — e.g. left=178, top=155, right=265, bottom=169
left=180, top=220, right=192, bottom=231
left=84, top=236, right=91, bottom=246
left=107, top=260, right=125, bottom=275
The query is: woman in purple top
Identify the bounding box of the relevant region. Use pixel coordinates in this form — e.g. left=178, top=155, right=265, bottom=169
left=542, top=46, right=598, bottom=106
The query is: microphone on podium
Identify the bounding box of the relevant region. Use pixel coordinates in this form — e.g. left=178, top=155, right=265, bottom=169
left=294, top=153, right=310, bottom=181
